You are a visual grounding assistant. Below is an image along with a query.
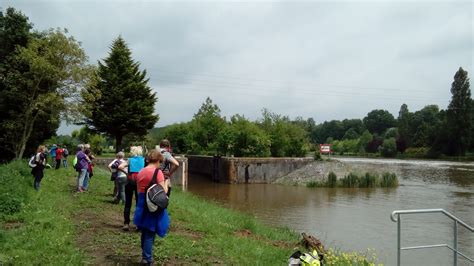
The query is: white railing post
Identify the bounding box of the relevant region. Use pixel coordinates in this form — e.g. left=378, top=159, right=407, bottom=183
left=454, top=220, right=458, bottom=266
left=397, top=215, right=401, bottom=266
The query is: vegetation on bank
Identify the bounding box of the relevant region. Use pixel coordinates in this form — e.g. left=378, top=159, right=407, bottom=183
left=306, top=171, right=398, bottom=188
left=0, top=160, right=381, bottom=265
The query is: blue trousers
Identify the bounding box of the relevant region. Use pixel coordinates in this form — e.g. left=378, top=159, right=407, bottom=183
left=141, top=228, right=156, bottom=263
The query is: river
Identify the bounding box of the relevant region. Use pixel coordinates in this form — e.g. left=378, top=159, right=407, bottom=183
left=186, top=157, right=474, bottom=266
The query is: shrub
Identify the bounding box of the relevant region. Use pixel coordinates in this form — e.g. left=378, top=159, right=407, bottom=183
left=379, top=137, right=397, bottom=157
left=0, top=160, right=31, bottom=218
left=314, top=150, right=322, bottom=161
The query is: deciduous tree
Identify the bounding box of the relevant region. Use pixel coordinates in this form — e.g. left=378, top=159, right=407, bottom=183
left=0, top=8, right=90, bottom=160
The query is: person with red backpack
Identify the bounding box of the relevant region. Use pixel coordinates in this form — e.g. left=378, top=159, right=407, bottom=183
left=134, top=149, right=169, bottom=265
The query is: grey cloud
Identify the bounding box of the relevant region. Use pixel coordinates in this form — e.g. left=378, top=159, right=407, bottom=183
left=3, top=1, right=472, bottom=133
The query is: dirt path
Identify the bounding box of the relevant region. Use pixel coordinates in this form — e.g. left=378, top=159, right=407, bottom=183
left=69, top=174, right=143, bottom=265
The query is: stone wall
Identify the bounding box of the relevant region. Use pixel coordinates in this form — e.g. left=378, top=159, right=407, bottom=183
left=187, top=156, right=313, bottom=184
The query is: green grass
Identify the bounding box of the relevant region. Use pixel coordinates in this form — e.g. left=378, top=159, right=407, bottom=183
left=0, top=160, right=380, bottom=265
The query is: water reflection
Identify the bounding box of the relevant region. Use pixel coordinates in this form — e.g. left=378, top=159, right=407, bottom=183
left=187, top=158, right=474, bottom=266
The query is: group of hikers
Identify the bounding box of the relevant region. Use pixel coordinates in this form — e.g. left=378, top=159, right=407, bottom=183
left=29, top=139, right=179, bottom=265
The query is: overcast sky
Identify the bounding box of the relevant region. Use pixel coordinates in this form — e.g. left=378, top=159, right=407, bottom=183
left=3, top=0, right=473, bottom=134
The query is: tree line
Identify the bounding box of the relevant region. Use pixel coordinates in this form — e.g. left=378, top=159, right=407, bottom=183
left=152, top=71, right=473, bottom=158
left=1, top=7, right=472, bottom=162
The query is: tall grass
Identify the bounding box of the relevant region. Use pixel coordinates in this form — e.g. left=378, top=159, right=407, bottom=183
left=327, top=171, right=338, bottom=188
left=315, top=171, right=399, bottom=188
left=381, top=172, right=398, bottom=187
left=0, top=160, right=83, bottom=264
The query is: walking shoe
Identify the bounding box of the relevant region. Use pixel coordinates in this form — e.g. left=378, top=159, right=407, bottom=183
left=139, top=259, right=154, bottom=265
left=122, top=224, right=130, bottom=231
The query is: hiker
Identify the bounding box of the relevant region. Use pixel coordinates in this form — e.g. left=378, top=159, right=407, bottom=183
left=76, top=144, right=91, bottom=192
left=83, top=148, right=94, bottom=191
left=134, top=149, right=169, bottom=265
left=50, top=144, right=57, bottom=162
left=159, top=139, right=179, bottom=196
left=62, top=145, right=69, bottom=168
left=118, top=146, right=145, bottom=231
left=31, top=145, right=47, bottom=191
left=108, top=152, right=127, bottom=204
left=55, top=144, right=63, bottom=169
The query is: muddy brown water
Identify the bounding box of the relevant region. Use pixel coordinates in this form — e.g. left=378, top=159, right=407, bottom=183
left=186, top=157, right=474, bottom=266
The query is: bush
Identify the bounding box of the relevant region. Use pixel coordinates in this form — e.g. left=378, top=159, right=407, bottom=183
left=314, top=150, right=322, bottom=161
left=0, top=160, right=31, bottom=218
left=379, top=138, right=397, bottom=157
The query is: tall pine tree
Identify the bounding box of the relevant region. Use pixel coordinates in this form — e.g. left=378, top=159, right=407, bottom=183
left=82, top=36, right=158, bottom=151
left=446, top=67, right=471, bottom=155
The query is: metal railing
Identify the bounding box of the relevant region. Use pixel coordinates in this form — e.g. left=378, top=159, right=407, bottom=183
left=391, top=209, right=473, bottom=266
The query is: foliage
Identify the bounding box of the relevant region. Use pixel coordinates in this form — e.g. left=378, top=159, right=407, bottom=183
left=327, top=172, right=337, bottom=188
left=188, top=97, right=227, bottom=155
left=357, top=130, right=373, bottom=153
left=0, top=8, right=90, bottom=161
left=82, top=36, right=158, bottom=152
left=324, top=248, right=381, bottom=266
left=341, top=173, right=360, bottom=187
left=363, top=109, right=396, bottom=135
left=309, top=171, right=398, bottom=188
left=259, top=109, right=308, bottom=157
left=342, top=128, right=360, bottom=140
left=445, top=67, right=472, bottom=156
left=359, top=173, right=378, bottom=188
left=0, top=160, right=30, bottom=217
left=314, top=150, right=322, bottom=160
left=403, top=147, right=430, bottom=158
left=217, top=115, right=271, bottom=157
left=379, top=138, right=397, bottom=157
left=381, top=172, right=398, bottom=187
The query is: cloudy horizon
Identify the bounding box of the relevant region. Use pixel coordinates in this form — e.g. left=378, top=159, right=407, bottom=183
left=3, top=0, right=472, bottom=135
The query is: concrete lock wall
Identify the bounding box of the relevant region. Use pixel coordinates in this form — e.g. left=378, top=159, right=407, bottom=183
left=187, top=156, right=313, bottom=184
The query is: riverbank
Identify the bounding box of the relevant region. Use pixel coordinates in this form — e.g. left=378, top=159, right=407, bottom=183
left=0, top=160, right=380, bottom=265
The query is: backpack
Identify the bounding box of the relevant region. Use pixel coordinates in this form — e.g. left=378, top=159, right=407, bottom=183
left=146, top=168, right=169, bottom=213
left=73, top=156, right=82, bottom=172
left=28, top=155, right=37, bottom=168
left=288, top=250, right=323, bottom=266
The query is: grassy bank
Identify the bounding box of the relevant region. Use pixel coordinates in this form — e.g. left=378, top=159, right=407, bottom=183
left=0, top=160, right=380, bottom=265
